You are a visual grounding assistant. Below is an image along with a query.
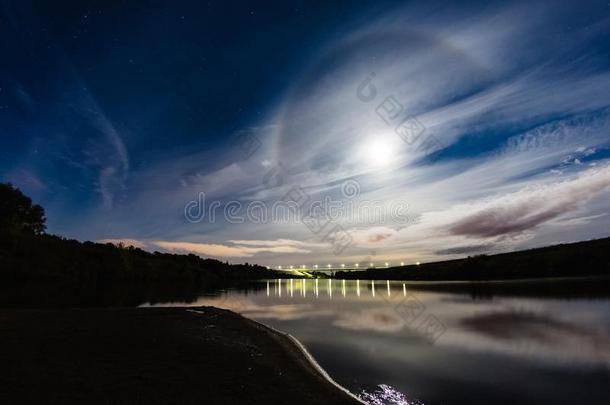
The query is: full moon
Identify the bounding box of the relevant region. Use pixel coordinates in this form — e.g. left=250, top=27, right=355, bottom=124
left=362, top=137, right=395, bottom=167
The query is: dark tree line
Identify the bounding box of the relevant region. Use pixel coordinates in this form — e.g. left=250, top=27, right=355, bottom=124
left=0, top=183, right=280, bottom=285
left=335, top=237, right=610, bottom=281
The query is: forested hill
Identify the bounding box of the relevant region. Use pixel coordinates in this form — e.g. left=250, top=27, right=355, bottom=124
left=0, top=183, right=279, bottom=284
left=0, top=232, right=279, bottom=284
left=335, top=237, right=610, bottom=281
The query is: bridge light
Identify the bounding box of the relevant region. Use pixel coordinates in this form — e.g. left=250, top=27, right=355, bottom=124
left=416, top=261, right=420, bottom=266
left=314, top=264, right=318, bottom=269
left=302, top=265, right=306, bottom=269
left=400, top=262, right=404, bottom=266
left=278, top=266, right=282, bottom=270
left=341, top=264, right=345, bottom=268
left=385, top=262, right=389, bottom=267
left=290, top=265, right=293, bottom=269
left=355, top=263, right=359, bottom=268
left=327, top=264, right=331, bottom=268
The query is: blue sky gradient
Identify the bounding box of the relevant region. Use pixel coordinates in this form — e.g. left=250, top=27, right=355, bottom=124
left=2, top=0, right=610, bottom=266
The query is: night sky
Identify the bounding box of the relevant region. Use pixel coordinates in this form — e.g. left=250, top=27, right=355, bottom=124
left=2, top=0, right=610, bottom=266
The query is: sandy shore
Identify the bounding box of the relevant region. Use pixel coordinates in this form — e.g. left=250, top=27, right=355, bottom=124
left=0, top=307, right=361, bottom=404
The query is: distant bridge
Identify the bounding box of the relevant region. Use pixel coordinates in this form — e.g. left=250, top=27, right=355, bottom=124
left=270, top=264, right=398, bottom=275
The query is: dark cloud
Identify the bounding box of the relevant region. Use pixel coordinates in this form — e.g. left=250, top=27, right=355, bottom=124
left=448, top=168, right=610, bottom=238
left=449, top=206, right=563, bottom=238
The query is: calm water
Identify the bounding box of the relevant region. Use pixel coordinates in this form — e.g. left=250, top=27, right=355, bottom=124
left=144, top=279, right=610, bottom=404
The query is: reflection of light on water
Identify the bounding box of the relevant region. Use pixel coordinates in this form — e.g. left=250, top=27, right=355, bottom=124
left=266, top=279, right=420, bottom=300
left=359, top=384, right=421, bottom=405
left=155, top=278, right=610, bottom=404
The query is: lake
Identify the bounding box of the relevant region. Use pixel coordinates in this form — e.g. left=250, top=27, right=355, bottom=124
left=143, top=279, right=610, bottom=405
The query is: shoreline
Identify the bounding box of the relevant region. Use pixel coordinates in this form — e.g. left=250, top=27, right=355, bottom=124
left=1, top=306, right=361, bottom=404
left=248, top=317, right=365, bottom=404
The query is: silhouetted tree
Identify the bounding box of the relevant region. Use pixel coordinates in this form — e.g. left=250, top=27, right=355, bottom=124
left=0, top=183, right=46, bottom=235
left=0, top=183, right=286, bottom=284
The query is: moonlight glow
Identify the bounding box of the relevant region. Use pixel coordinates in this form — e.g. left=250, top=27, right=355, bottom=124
left=362, top=137, right=395, bottom=167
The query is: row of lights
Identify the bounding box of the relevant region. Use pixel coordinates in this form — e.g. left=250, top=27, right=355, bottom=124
left=272, top=261, right=421, bottom=270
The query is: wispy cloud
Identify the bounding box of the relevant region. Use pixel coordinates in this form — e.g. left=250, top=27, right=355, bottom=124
left=151, top=240, right=314, bottom=258
left=448, top=166, right=610, bottom=238
left=15, top=0, right=610, bottom=265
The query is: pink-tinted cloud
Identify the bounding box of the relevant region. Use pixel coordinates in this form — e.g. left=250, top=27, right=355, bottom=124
left=449, top=166, right=610, bottom=238
left=151, top=239, right=312, bottom=258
